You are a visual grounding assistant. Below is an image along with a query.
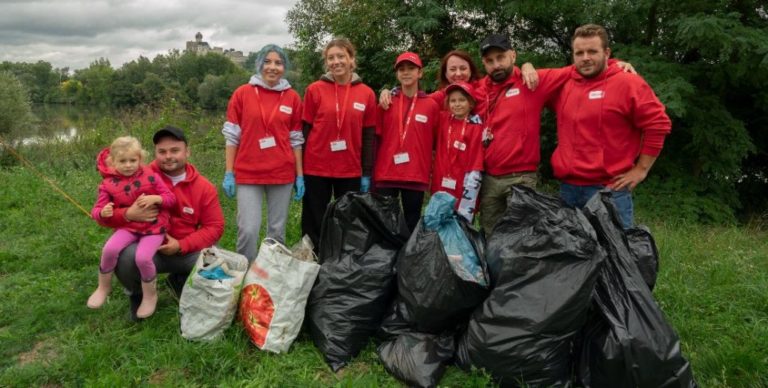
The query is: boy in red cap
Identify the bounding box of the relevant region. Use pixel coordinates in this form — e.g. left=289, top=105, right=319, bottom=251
left=374, top=52, right=440, bottom=233
left=431, top=81, right=485, bottom=222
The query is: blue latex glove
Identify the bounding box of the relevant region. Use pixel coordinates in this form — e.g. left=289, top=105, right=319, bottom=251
left=294, top=176, right=305, bottom=201
left=360, top=176, right=371, bottom=193
left=222, top=171, right=236, bottom=198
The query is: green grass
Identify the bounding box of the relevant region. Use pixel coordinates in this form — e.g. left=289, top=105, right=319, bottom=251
left=1, top=108, right=767, bottom=386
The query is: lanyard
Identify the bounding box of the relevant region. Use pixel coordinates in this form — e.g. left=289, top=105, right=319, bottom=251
left=484, top=85, right=509, bottom=136
left=335, top=82, right=352, bottom=139
left=446, top=116, right=468, bottom=172
left=253, top=87, right=284, bottom=136
left=398, top=94, right=418, bottom=149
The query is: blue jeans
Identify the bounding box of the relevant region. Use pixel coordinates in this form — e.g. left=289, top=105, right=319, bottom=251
left=560, top=183, right=634, bottom=229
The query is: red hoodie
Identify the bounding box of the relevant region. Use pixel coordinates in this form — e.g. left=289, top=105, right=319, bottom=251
left=91, top=147, right=175, bottom=235
left=551, top=64, right=671, bottom=185
left=374, top=92, right=439, bottom=185
left=474, top=66, right=571, bottom=176
left=97, top=159, right=224, bottom=255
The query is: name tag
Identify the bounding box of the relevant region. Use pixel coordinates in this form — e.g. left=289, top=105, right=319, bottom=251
left=453, top=140, right=466, bottom=151
left=330, top=140, right=347, bottom=152
left=506, top=88, right=520, bottom=97
left=353, top=102, right=366, bottom=111
left=589, top=90, right=605, bottom=99
left=183, top=207, right=194, bottom=215
left=414, top=114, right=428, bottom=123
left=393, top=152, right=410, bottom=164
left=441, top=177, right=457, bottom=190
left=279, top=105, right=292, bottom=114
left=259, top=136, right=276, bottom=149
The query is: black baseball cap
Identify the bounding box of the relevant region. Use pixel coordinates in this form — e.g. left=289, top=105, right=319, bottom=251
left=153, top=126, right=187, bottom=144
left=480, top=34, right=512, bottom=55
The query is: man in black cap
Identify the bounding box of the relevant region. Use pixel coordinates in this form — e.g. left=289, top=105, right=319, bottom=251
left=475, top=33, right=572, bottom=235
left=97, top=126, right=225, bottom=321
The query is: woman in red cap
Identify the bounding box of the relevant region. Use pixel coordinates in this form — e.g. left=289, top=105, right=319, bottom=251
left=373, top=52, right=440, bottom=233
left=432, top=82, right=485, bottom=221
left=301, top=38, right=377, bottom=247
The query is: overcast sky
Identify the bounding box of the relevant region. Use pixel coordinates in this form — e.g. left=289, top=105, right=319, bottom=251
left=0, top=0, right=298, bottom=71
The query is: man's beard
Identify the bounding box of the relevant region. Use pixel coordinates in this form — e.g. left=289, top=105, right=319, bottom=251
left=490, top=67, right=511, bottom=83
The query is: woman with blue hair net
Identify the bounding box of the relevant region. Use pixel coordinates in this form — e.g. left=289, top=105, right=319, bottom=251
left=221, top=44, right=305, bottom=262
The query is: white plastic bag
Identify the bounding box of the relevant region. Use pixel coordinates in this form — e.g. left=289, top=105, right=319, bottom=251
left=179, top=247, right=248, bottom=341
left=239, top=237, right=320, bottom=353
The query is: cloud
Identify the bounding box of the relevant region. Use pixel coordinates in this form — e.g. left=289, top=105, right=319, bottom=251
left=0, top=0, right=297, bottom=70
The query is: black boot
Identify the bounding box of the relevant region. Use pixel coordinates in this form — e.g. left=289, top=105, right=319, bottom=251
left=166, top=273, right=187, bottom=301
left=128, top=292, right=143, bottom=322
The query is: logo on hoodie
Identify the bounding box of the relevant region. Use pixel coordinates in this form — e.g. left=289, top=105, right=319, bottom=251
left=589, top=90, right=605, bottom=100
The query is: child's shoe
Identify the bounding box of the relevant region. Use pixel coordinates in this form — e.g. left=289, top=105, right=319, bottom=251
left=136, top=279, right=158, bottom=318
left=87, top=272, right=113, bottom=309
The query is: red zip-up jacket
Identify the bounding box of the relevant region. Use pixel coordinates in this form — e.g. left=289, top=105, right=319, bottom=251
left=98, top=160, right=224, bottom=255
left=475, top=66, right=571, bottom=176
left=551, top=64, right=671, bottom=185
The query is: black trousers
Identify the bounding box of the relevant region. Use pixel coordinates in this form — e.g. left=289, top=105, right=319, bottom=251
left=376, top=187, right=424, bottom=234
left=115, top=243, right=199, bottom=295
left=301, top=175, right=360, bottom=249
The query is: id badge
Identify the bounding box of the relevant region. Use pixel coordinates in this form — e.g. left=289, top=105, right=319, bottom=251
left=453, top=140, right=467, bottom=151
left=482, top=127, right=493, bottom=148
left=330, top=140, right=348, bottom=152
left=393, top=152, right=410, bottom=164
left=259, top=136, right=277, bottom=149
left=441, top=177, right=457, bottom=190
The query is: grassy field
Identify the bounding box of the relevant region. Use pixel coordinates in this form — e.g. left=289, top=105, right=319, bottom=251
left=1, top=110, right=767, bottom=387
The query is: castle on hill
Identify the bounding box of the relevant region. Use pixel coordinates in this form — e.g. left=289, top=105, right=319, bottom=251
left=185, top=32, right=246, bottom=67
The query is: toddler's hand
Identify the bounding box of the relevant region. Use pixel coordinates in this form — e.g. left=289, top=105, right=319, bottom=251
left=100, top=202, right=114, bottom=218
left=136, top=194, right=162, bottom=208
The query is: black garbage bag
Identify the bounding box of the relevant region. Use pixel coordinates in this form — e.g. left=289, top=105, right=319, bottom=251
left=578, top=191, right=695, bottom=388
left=377, top=194, right=488, bottom=387
left=308, top=192, right=410, bottom=372
left=378, top=330, right=455, bottom=388
left=397, top=218, right=489, bottom=334
left=457, top=185, right=605, bottom=387
left=626, top=225, right=660, bottom=291
left=377, top=298, right=456, bottom=388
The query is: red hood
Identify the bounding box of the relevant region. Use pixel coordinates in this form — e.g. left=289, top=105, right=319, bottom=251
left=95, top=147, right=119, bottom=178
left=149, top=159, right=200, bottom=184
left=569, top=58, right=622, bottom=82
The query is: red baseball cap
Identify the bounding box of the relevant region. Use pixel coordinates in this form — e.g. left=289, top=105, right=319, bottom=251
left=394, top=52, right=423, bottom=69
left=445, top=81, right=476, bottom=102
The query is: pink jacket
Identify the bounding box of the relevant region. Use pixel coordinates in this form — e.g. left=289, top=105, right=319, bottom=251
left=91, top=147, right=176, bottom=235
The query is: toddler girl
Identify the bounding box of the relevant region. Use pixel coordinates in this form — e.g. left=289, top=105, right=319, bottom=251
left=88, top=136, right=175, bottom=318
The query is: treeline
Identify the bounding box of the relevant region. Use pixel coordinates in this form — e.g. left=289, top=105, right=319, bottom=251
left=287, top=0, right=768, bottom=223
left=0, top=50, right=268, bottom=110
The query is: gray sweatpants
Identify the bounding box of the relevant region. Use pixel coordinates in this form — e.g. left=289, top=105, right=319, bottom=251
left=236, top=183, right=293, bottom=263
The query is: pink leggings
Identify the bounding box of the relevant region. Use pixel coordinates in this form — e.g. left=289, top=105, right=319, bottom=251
left=100, top=229, right=163, bottom=282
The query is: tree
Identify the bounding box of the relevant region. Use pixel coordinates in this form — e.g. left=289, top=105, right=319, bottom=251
left=0, top=71, right=34, bottom=135
left=287, top=0, right=768, bottom=222
left=73, top=58, right=115, bottom=106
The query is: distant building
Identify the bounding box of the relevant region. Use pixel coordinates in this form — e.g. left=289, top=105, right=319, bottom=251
left=185, top=32, right=246, bottom=67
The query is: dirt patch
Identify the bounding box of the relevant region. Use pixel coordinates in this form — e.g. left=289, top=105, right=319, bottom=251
left=148, top=368, right=188, bottom=384
left=148, top=369, right=169, bottom=385
left=18, top=340, right=58, bottom=366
